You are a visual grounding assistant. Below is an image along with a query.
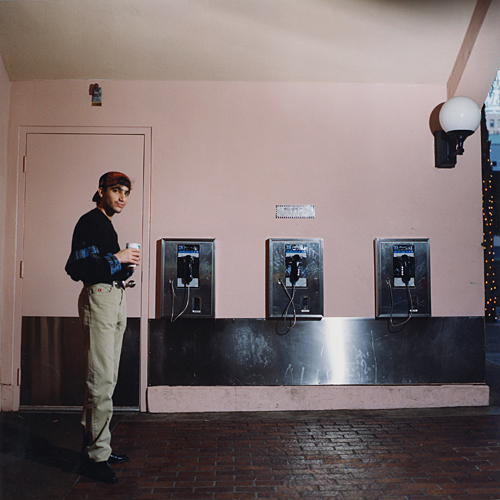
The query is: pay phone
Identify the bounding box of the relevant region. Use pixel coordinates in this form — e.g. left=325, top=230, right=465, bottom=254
left=160, top=239, right=215, bottom=320
left=392, top=244, right=415, bottom=288
left=268, top=238, right=323, bottom=332
left=176, top=243, right=200, bottom=287
left=375, top=238, right=430, bottom=324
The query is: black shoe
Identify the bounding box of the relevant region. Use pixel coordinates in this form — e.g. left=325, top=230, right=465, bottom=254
left=108, top=453, right=130, bottom=464
left=83, top=460, right=119, bottom=484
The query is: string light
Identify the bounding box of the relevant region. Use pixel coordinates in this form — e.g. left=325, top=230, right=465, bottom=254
left=483, top=107, right=497, bottom=321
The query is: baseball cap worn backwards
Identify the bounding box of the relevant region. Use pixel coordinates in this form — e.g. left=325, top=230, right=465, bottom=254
left=92, top=171, right=131, bottom=202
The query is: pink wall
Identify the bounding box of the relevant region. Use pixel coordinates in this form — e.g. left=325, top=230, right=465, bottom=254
left=3, top=80, right=485, bottom=322
left=2, top=2, right=499, bottom=413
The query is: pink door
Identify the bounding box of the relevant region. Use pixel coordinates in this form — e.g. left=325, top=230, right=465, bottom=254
left=20, top=131, right=147, bottom=408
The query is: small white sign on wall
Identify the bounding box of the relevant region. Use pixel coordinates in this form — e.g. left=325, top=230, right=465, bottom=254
left=276, top=204, right=315, bottom=219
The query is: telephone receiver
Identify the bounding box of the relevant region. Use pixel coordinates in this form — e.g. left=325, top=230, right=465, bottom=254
left=181, top=255, right=194, bottom=285
left=399, top=254, right=410, bottom=284
left=290, top=254, right=301, bottom=285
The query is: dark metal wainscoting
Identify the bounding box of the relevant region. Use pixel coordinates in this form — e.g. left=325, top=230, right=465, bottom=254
left=20, top=317, right=140, bottom=409
left=149, top=317, right=485, bottom=387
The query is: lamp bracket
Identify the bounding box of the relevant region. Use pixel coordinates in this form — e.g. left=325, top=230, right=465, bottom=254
left=434, top=130, right=457, bottom=168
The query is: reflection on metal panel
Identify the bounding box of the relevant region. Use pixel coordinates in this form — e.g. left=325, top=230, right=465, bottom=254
left=21, top=317, right=140, bottom=409
left=149, top=317, right=485, bottom=386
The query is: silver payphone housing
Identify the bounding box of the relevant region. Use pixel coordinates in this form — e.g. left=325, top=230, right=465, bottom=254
left=375, top=238, right=431, bottom=318
left=267, top=238, right=323, bottom=320
left=160, top=238, right=215, bottom=319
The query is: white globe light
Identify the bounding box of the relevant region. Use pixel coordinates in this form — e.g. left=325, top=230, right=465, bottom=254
left=439, top=96, right=481, bottom=133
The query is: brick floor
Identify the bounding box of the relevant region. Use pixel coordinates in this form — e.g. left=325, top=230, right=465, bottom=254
left=66, top=411, right=500, bottom=499
left=3, top=409, right=500, bottom=499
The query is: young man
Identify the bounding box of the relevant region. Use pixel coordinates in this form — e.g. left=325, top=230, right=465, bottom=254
left=65, top=172, right=140, bottom=484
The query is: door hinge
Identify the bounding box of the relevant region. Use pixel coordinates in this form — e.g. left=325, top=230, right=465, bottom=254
left=17, top=368, right=21, bottom=386
left=20, top=261, right=24, bottom=278
left=23, top=156, right=27, bottom=173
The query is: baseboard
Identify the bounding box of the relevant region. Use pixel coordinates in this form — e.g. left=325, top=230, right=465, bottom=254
left=147, top=384, right=490, bottom=413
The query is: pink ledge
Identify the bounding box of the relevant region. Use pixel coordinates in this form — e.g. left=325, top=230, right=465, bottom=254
left=146, top=384, right=490, bottom=413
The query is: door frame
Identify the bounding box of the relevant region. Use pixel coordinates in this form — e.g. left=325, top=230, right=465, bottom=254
left=13, top=126, right=152, bottom=411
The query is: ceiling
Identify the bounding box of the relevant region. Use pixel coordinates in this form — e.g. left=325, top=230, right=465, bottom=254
left=0, top=0, right=479, bottom=83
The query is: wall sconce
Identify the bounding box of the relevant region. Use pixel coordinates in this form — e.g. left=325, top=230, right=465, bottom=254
left=434, top=96, right=481, bottom=168
left=90, top=83, right=102, bottom=106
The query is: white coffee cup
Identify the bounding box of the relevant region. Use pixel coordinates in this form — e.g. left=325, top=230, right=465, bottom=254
left=126, top=243, right=141, bottom=268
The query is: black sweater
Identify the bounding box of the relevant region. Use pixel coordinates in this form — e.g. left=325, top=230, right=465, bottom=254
left=65, top=208, right=132, bottom=285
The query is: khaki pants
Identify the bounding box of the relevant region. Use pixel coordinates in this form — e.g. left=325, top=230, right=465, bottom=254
left=78, top=283, right=127, bottom=463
